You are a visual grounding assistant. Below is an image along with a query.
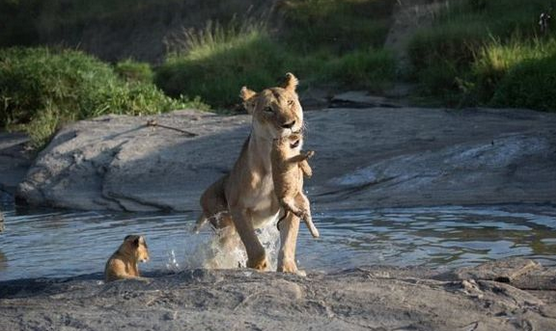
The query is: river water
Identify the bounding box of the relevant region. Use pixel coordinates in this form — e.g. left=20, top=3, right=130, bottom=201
left=1, top=199, right=555, bottom=281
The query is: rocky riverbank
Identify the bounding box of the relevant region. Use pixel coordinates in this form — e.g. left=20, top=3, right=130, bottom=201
left=1, top=259, right=555, bottom=330
left=13, top=106, right=556, bottom=212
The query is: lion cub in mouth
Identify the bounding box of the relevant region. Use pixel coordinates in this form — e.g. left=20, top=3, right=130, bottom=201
left=105, top=235, right=150, bottom=282
left=272, top=133, right=319, bottom=238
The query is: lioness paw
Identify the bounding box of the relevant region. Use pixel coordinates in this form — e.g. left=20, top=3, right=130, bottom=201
left=247, top=256, right=269, bottom=271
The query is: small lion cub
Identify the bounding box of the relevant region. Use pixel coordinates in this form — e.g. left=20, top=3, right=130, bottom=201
left=104, top=235, right=150, bottom=282
left=271, top=133, right=319, bottom=238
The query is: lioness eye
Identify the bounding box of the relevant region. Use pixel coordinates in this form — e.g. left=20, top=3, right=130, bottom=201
left=287, top=100, right=294, bottom=106
left=264, top=106, right=273, bottom=113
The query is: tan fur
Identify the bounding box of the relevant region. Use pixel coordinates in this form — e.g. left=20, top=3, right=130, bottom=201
left=104, top=235, right=150, bottom=282
left=271, top=134, right=319, bottom=238
left=197, top=73, right=306, bottom=273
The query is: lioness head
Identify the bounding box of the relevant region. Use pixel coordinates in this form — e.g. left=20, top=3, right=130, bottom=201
left=240, top=73, right=303, bottom=139
left=124, top=235, right=150, bottom=263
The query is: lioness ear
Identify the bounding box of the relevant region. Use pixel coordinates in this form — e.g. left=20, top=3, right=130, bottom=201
left=240, top=86, right=257, bottom=114
left=282, top=72, right=299, bottom=92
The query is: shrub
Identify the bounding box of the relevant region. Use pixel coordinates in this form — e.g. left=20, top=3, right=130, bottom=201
left=0, top=47, right=208, bottom=148
left=114, top=59, right=154, bottom=83
left=407, top=0, right=556, bottom=109
left=323, top=48, right=396, bottom=91
left=156, top=18, right=398, bottom=109
left=491, top=55, right=556, bottom=112
left=472, top=38, right=556, bottom=103
left=156, top=22, right=289, bottom=109
left=279, top=0, right=394, bottom=54
left=407, top=24, right=484, bottom=73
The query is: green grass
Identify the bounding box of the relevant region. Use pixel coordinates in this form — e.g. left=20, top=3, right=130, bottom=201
left=407, top=0, right=556, bottom=110
left=279, top=0, right=394, bottom=54
left=491, top=54, right=556, bottom=111
left=114, top=59, right=154, bottom=83
left=321, top=48, right=396, bottom=91
left=155, top=9, right=396, bottom=109
left=156, top=22, right=289, bottom=109
left=0, top=47, right=208, bottom=149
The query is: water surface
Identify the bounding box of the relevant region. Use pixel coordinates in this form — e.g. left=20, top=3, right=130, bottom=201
left=1, top=201, right=555, bottom=281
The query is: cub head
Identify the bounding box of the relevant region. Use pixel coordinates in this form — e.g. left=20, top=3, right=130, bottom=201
left=240, top=73, right=304, bottom=139
left=124, top=235, right=150, bottom=263
left=273, top=132, right=303, bottom=151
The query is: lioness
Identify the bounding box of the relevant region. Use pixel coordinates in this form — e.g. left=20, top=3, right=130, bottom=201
left=271, top=133, right=319, bottom=238
left=104, top=235, right=150, bottom=282
left=196, top=73, right=305, bottom=273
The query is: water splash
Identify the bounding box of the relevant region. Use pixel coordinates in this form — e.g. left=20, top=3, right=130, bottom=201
left=165, top=249, right=180, bottom=272
left=183, top=221, right=280, bottom=270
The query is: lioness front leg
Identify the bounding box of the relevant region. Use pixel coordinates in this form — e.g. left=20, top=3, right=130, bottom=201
left=230, top=208, right=268, bottom=271
left=277, top=212, right=304, bottom=275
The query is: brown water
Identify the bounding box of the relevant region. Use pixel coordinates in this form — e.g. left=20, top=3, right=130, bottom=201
left=1, top=201, right=555, bottom=281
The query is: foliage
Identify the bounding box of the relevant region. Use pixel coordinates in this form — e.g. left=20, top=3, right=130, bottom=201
left=407, top=0, right=556, bottom=111
left=0, top=47, right=208, bottom=148
left=114, top=59, right=154, bottom=83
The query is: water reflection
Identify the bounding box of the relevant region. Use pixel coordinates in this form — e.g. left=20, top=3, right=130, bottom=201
left=0, top=204, right=554, bottom=281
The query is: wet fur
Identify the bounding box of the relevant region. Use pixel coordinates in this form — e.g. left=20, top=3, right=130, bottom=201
left=195, top=73, right=306, bottom=273
left=271, top=134, right=318, bottom=238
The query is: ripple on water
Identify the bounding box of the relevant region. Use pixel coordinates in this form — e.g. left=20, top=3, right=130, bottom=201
left=0, top=204, right=555, bottom=280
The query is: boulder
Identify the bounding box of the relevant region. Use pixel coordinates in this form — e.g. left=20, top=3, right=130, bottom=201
left=16, top=107, right=556, bottom=211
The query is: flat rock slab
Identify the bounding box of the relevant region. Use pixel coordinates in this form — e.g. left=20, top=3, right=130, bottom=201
left=512, top=268, right=556, bottom=291
left=1, top=267, right=555, bottom=331
left=331, top=91, right=402, bottom=108
left=16, top=107, right=556, bottom=211
left=456, top=258, right=542, bottom=283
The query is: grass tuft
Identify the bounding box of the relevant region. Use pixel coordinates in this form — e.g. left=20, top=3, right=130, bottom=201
left=0, top=47, right=208, bottom=148
left=407, top=0, right=556, bottom=111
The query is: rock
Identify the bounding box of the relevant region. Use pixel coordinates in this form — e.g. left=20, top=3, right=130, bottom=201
left=0, top=209, right=3, bottom=233
left=330, top=91, right=402, bottom=108
left=1, top=267, right=555, bottom=331
left=0, top=132, right=31, bottom=196
left=455, top=258, right=542, bottom=283
left=299, top=87, right=331, bottom=110
left=511, top=267, right=556, bottom=291
left=16, top=107, right=556, bottom=211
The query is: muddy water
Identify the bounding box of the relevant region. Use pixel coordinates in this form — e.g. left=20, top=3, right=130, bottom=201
left=0, top=202, right=555, bottom=281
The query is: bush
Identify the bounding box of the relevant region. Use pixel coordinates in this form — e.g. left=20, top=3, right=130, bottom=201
left=408, top=24, right=484, bottom=73
left=491, top=55, right=556, bottom=111
left=472, top=38, right=556, bottom=103
left=279, top=0, right=394, bottom=54
left=0, top=47, right=208, bottom=148
left=407, top=0, right=556, bottom=110
left=323, top=48, right=396, bottom=91
left=114, top=59, right=154, bottom=83
left=156, top=18, right=398, bottom=109
left=156, top=21, right=289, bottom=109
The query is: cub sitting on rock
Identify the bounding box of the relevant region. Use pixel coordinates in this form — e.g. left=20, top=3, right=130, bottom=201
left=271, top=133, right=319, bottom=238
left=105, top=235, right=150, bottom=282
